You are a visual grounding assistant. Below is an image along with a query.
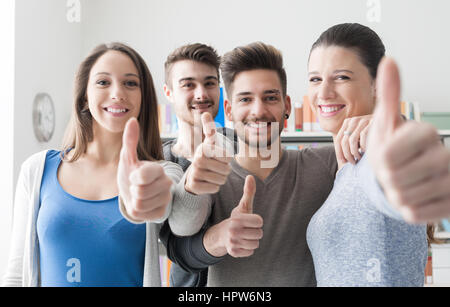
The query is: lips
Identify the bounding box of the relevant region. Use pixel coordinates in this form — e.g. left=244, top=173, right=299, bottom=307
left=103, top=105, right=130, bottom=117
left=318, top=104, right=346, bottom=117
left=245, top=121, right=273, bottom=135
left=191, top=103, right=213, bottom=111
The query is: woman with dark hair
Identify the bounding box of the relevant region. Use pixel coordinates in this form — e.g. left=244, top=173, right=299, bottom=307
left=3, top=42, right=183, bottom=287
left=305, top=23, right=436, bottom=286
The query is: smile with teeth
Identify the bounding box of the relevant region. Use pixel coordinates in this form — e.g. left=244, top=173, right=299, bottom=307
left=319, top=105, right=346, bottom=116
left=105, top=108, right=128, bottom=113
left=247, top=122, right=271, bottom=128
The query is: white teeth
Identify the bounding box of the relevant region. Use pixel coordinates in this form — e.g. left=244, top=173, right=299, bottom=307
left=107, top=108, right=127, bottom=113
left=247, top=122, right=269, bottom=128
left=322, top=106, right=342, bottom=113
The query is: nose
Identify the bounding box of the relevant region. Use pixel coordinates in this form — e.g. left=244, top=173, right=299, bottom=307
left=111, top=83, right=127, bottom=101
left=194, top=85, right=208, bottom=101
left=249, top=97, right=268, bottom=119
left=318, top=80, right=336, bottom=101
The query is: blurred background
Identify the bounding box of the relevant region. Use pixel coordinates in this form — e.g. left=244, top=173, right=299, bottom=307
left=1, top=0, right=449, bottom=283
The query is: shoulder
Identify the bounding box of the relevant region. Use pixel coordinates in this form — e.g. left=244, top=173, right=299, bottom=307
left=20, top=150, right=52, bottom=171
left=296, top=145, right=337, bottom=176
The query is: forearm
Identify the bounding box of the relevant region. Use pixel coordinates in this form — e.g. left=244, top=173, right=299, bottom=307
left=202, top=220, right=228, bottom=258
left=358, top=154, right=405, bottom=221
left=169, top=171, right=212, bottom=236
left=160, top=222, right=223, bottom=273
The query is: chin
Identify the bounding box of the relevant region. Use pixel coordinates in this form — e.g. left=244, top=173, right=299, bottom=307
left=318, top=119, right=342, bottom=135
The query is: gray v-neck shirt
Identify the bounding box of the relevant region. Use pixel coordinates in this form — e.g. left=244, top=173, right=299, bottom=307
left=206, top=146, right=337, bottom=287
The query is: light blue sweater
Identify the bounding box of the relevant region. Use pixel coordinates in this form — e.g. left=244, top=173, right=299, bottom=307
left=306, top=154, right=428, bottom=287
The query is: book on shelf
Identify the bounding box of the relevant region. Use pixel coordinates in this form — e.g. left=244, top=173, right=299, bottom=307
left=159, top=255, right=172, bottom=287
left=400, top=101, right=422, bottom=121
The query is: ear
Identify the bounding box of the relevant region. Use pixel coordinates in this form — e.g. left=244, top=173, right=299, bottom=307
left=284, top=95, right=292, bottom=117
left=224, top=99, right=233, bottom=121
left=163, top=84, right=174, bottom=103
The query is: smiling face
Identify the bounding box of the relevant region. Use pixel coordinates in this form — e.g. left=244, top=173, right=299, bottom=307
left=307, top=46, right=377, bottom=135
left=86, top=50, right=142, bottom=134
left=165, top=60, right=220, bottom=126
left=225, top=69, right=291, bottom=148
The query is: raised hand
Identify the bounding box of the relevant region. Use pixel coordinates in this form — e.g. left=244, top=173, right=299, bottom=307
left=335, top=114, right=373, bottom=168
left=203, top=175, right=264, bottom=258
left=117, top=118, right=173, bottom=222
left=184, top=112, right=233, bottom=195
left=367, top=57, right=450, bottom=223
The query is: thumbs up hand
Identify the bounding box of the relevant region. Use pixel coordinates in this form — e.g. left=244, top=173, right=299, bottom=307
left=203, top=176, right=264, bottom=258
left=184, top=112, right=233, bottom=195
left=367, top=58, right=450, bottom=223
left=118, top=118, right=173, bottom=222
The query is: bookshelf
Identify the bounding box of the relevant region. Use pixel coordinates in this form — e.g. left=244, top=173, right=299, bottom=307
left=161, top=130, right=450, bottom=143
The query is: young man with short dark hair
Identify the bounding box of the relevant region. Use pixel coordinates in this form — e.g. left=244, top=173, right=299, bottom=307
left=159, top=43, right=236, bottom=287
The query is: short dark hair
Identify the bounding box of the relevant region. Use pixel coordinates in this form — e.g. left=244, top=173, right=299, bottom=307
left=220, top=42, right=287, bottom=98
left=310, top=23, right=386, bottom=79
left=164, top=43, right=220, bottom=88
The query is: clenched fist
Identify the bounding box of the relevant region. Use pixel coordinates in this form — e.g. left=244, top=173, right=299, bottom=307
left=118, top=118, right=173, bottom=222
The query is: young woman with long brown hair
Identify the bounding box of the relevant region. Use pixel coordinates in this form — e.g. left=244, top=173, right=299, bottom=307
left=3, top=42, right=183, bottom=287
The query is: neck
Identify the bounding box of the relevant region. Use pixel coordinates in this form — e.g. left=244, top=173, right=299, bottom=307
left=235, top=138, right=283, bottom=180
left=85, top=123, right=122, bottom=165
left=172, top=119, right=205, bottom=159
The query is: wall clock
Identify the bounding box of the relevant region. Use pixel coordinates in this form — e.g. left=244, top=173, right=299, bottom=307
left=32, top=93, right=55, bottom=142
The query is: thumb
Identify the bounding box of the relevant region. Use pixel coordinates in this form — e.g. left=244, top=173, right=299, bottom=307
left=201, top=112, right=216, bottom=144
left=236, top=175, right=256, bottom=214
left=121, top=117, right=140, bottom=168
left=373, top=57, right=403, bottom=134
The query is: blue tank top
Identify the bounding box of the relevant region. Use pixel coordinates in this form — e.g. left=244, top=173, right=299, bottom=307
left=37, top=150, right=146, bottom=287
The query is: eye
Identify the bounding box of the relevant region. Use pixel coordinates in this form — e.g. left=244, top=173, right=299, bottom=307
left=309, top=77, right=322, bottom=83
left=265, top=96, right=278, bottom=102
left=205, top=81, right=218, bottom=87
left=182, top=82, right=194, bottom=89
left=336, top=75, right=350, bottom=81
left=96, top=80, right=110, bottom=86
left=125, top=80, right=139, bottom=88
left=239, top=97, right=251, bottom=103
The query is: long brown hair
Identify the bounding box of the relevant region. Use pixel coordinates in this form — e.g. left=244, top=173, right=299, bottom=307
left=62, top=42, right=163, bottom=162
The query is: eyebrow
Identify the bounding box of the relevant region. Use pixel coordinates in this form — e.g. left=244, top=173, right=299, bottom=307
left=308, top=69, right=354, bottom=76
left=95, top=72, right=140, bottom=78
left=178, top=76, right=219, bottom=84
left=236, top=89, right=281, bottom=96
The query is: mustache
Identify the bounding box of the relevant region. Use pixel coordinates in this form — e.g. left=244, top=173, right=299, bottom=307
left=190, top=99, right=214, bottom=107
left=242, top=117, right=277, bottom=125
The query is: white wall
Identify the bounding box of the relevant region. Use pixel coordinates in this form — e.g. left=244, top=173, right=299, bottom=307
left=0, top=0, right=15, bottom=281
left=80, top=0, right=450, bottom=113
left=14, top=0, right=83, bottom=184
left=1, top=0, right=84, bottom=278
